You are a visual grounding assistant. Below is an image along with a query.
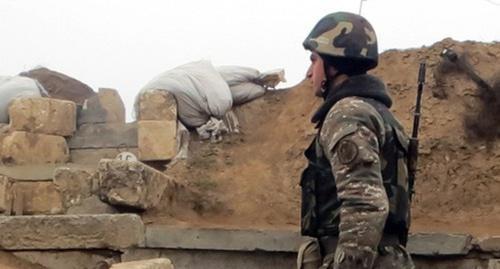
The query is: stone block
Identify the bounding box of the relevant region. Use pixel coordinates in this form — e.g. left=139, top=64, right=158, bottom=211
left=96, top=159, right=174, bottom=210
left=66, top=195, right=118, bottom=214
left=13, top=250, right=121, bottom=269
left=0, top=214, right=145, bottom=250
left=0, top=176, right=13, bottom=214
left=138, top=120, right=177, bottom=161
left=407, top=233, right=472, bottom=256
left=78, top=88, right=125, bottom=125
left=68, top=123, right=137, bottom=149
left=1, top=131, right=69, bottom=165
left=137, top=90, right=177, bottom=121
left=479, top=237, right=500, bottom=252
left=111, top=258, right=174, bottom=269
left=145, top=226, right=303, bottom=252
left=12, top=181, right=64, bottom=215
left=9, top=97, right=76, bottom=136
left=53, top=167, right=94, bottom=208
left=490, top=259, right=500, bottom=269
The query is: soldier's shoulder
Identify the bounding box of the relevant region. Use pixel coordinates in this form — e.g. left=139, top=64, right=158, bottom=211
left=325, top=97, right=383, bottom=126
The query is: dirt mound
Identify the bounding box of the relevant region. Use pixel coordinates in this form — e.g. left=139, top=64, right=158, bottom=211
left=146, top=38, right=500, bottom=236
left=20, top=67, right=95, bottom=105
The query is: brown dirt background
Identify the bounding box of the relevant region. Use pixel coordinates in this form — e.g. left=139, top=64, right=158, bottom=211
left=144, top=38, right=500, bottom=236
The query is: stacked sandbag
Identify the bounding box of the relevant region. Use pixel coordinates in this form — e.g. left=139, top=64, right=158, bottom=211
left=19, top=66, right=96, bottom=105
left=137, top=60, right=233, bottom=129
left=0, top=76, right=44, bottom=123
left=217, top=66, right=286, bottom=105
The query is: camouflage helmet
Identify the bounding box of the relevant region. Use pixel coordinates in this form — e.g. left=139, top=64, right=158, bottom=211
left=303, top=12, right=378, bottom=71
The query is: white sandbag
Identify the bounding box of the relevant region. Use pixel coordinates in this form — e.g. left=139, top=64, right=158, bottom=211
left=0, top=76, right=43, bottom=123
left=230, top=82, right=266, bottom=105
left=257, top=69, right=286, bottom=89
left=137, top=60, right=232, bottom=128
left=216, top=66, right=260, bottom=86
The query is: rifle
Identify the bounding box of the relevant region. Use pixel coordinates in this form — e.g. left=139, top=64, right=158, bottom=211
left=408, top=62, right=426, bottom=200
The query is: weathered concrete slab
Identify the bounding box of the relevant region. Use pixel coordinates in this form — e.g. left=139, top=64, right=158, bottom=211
left=111, top=258, right=174, bottom=269
left=122, top=248, right=296, bottom=269
left=68, top=123, right=137, bottom=149
left=0, top=175, right=13, bottom=214
left=145, top=226, right=303, bottom=252
left=12, top=181, right=64, bottom=215
left=97, top=159, right=173, bottom=210
left=479, top=237, right=500, bottom=252
left=407, top=233, right=472, bottom=256
left=9, top=97, right=76, bottom=136
left=1, top=131, right=69, bottom=165
left=13, top=250, right=120, bottom=269
left=137, top=90, right=177, bottom=121
left=0, top=214, right=144, bottom=250
left=138, top=120, right=177, bottom=161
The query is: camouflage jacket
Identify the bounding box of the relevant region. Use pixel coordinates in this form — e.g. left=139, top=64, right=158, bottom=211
left=300, top=74, right=410, bottom=269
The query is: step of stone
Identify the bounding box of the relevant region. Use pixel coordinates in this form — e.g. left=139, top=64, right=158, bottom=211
left=145, top=226, right=303, bottom=252
left=0, top=214, right=144, bottom=250
left=407, top=233, right=472, bottom=256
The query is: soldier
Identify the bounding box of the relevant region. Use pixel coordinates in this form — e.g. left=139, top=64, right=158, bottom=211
left=298, top=12, right=415, bottom=269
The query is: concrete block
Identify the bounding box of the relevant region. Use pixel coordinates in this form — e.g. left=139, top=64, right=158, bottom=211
left=111, top=258, right=174, bottom=269
left=0, top=176, right=13, bottom=214
left=138, top=120, right=177, bottom=161
left=13, top=250, right=120, bottom=269
left=9, top=97, right=76, bottom=136
left=78, top=88, right=125, bottom=125
left=479, top=237, right=500, bottom=252
left=68, top=123, right=137, bottom=149
left=1, top=131, right=69, bottom=165
left=53, top=167, right=94, bottom=208
left=96, top=159, right=174, bottom=210
left=66, top=195, right=118, bottom=215
left=12, top=181, right=64, bottom=215
left=145, top=226, right=303, bottom=252
left=0, top=214, right=145, bottom=250
left=138, top=90, right=177, bottom=121
left=407, top=233, right=472, bottom=256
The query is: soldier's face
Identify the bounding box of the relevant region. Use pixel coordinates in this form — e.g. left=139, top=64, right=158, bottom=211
left=306, top=52, right=326, bottom=97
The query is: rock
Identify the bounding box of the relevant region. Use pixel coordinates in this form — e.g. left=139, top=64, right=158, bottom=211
left=478, top=236, right=500, bottom=252
left=66, top=195, right=118, bottom=214
left=12, top=181, right=64, bottom=215
left=19, top=67, right=96, bottom=105
left=137, top=90, right=177, bottom=121
left=8, top=97, right=77, bottom=136
left=0, top=176, right=13, bottom=214
left=78, top=88, right=125, bottom=125
left=0, top=214, right=144, bottom=250
left=111, top=258, right=174, bottom=269
left=138, top=120, right=177, bottom=161
left=407, top=233, right=472, bottom=256
left=96, top=159, right=174, bottom=210
left=53, top=167, right=94, bottom=208
left=68, top=123, right=137, bottom=149
left=1, top=131, right=69, bottom=165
